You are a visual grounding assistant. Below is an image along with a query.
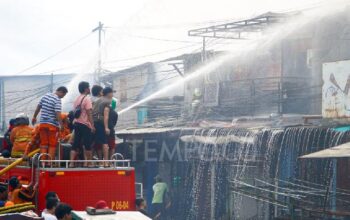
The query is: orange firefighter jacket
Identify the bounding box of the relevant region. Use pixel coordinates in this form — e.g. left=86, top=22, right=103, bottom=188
left=10, top=125, right=33, bottom=158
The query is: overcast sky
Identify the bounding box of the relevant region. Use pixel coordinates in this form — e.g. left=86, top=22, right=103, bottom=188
left=0, top=0, right=331, bottom=76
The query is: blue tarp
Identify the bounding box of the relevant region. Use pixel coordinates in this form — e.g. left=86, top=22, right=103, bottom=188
left=333, top=125, right=350, bottom=132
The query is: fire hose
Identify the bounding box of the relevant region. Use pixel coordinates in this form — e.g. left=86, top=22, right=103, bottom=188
left=0, top=149, right=40, bottom=176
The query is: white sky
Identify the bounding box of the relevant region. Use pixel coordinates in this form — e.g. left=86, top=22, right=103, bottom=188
left=0, top=0, right=328, bottom=76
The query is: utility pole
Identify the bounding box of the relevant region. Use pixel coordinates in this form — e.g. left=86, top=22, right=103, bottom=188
left=92, top=21, right=104, bottom=85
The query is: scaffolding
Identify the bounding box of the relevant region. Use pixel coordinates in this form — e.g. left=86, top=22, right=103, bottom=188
left=188, top=12, right=294, bottom=40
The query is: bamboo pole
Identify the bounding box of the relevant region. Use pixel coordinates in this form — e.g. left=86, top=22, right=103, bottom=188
left=0, top=149, right=40, bottom=176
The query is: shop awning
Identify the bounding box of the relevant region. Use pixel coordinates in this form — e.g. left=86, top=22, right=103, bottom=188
left=300, top=142, right=350, bottom=159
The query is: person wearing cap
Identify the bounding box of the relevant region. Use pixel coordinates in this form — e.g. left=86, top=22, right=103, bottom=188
left=10, top=113, right=33, bottom=158
left=92, top=87, right=113, bottom=166
left=152, top=175, right=168, bottom=218
left=32, top=86, right=68, bottom=161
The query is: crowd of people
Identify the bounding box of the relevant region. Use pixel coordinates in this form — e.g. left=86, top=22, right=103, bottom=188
left=41, top=192, right=72, bottom=220
left=0, top=177, right=72, bottom=220
left=69, top=82, right=118, bottom=167
left=0, top=81, right=171, bottom=219
left=1, top=81, right=118, bottom=166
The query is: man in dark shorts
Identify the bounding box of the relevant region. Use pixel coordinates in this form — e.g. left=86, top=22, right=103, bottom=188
left=108, top=98, right=118, bottom=159
left=70, top=81, right=95, bottom=167
left=91, top=85, right=104, bottom=160
left=92, top=87, right=113, bottom=167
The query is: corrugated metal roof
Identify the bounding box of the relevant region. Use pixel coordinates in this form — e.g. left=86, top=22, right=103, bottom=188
left=180, top=135, right=255, bottom=144
left=116, top=127, right=196, bottom=135
left=300, top=142, right=350, bottom=159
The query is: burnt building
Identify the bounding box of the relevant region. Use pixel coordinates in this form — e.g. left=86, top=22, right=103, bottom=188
left=102, top=53, right=203, bottom=129
left=114, top=8, right=350, bottom=220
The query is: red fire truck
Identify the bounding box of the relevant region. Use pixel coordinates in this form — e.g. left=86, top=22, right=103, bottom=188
left=0, top=153, right=141, bottom=215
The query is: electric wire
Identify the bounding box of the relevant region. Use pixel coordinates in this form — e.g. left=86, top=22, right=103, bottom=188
left=13, top=32, right=93, bottom=75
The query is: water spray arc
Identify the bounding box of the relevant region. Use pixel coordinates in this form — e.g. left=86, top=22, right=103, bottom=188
left=117, top=5, right=335, bottom=115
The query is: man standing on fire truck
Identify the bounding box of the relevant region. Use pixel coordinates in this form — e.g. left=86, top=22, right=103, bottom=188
left=70, top=82, right=95, bottom=167
left=32, top=86, right=68, bottom=161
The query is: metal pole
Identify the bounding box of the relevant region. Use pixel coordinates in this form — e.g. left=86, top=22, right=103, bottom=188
left=274, top=178, right=279, bottom=218
left=98, top=21, right=102, bottom=84
left=278, top=82, right=282, bottom=115
left=210, top=163, right=215, bottom=220
left=50, top=73, right=54, bottom=92
left=322, top=159, right=333, bottom=218
left=279, top=40, right=284, bottom=115
left=0, top=78, right=5, bottom=132
left=331, top=159, right=337, bottom=215
left=92, top=21, right=104, bottom=85
left=202, top=37, right=206, bottom=62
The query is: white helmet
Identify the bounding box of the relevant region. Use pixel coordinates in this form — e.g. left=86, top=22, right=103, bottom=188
left=15, top=113, right=28, bottom=119
left=15, top=113, right=29, bottom=125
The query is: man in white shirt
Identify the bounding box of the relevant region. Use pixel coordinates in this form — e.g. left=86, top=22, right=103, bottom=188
left=42, top=197, right=59, bottom=220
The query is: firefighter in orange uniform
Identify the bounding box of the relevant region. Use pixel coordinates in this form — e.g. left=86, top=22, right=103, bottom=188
left=41, top=112, right=72, bottom=159
left=59, top=113, right=72, bottom=143
left=23, top=113, right=72, bottom=160
left=10, top=114, right=33, bottom=158
left=23, top=125, right=41, bottom=159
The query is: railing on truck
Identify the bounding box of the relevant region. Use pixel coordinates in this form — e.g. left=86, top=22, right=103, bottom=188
left=33, top=153, right=131, bottom=169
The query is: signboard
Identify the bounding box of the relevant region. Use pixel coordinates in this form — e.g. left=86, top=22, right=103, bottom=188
left=322, top=60, right=350, bottom=118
